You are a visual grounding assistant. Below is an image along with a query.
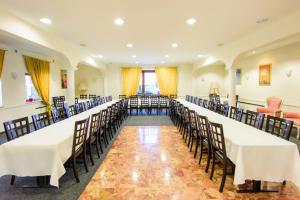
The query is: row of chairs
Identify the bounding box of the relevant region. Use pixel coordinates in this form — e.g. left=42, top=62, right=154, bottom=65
left=2, top=96, right=120, bottom=184
left=169, top=95, right=294, bottom=192
left=185, top=95, right=294, bottom=140
left=128, top=95, right=170, bottom=115
left=69, top=98, right=127, bottom=183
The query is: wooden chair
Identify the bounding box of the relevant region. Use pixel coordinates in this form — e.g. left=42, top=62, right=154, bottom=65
left=197, top=98, right=203, bottom=107
left=129, top=96, right=139, bottom=115
left=209, top=122, right=235, bottom=192
left=159, top=96, right=169, bottom=115
left=119, top=95, right=127, bottom=99
left=86, top=112, right=101, bottom=165
left=193, top=97, right=199, bottom=104
left=196, top=114, right=211, bottom=172
left=99, top=109, right=109, bottom=148
left=53, top=96, right=64, bottom=109
left=80, top=94, right=88, bottom=99
left=202, top=99, right=209, bottom=109
left=63, top=102, right=72, bottom=118
left=32, top=112, right=51, bottom=130
left=244, top=110, right=265, bottom=130
left=89, top=94, right=96, bottom=99
left=150, top=96, right=160, bottom=115
left=265, top=115, right=293, bottom=140
left=229, top=106, right=244, bottom=122
left=3, top=117, right=31, bottom=185
left=140, top=95, right=150, bottom=115
left=170, top=94, right=177, bottom=99
left=74, top=103, right=81, bottom=114
left=51, top=107, right=60, bottom=123
left=187, top=110, right=198, bottom=152
left=219, top=104, right=230, bottom=117
left=70, top=117, right=90, bottom=183
left=70, top=105, right=76, bottom=116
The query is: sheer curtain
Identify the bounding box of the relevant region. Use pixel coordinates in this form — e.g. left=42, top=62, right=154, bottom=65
left=155, top=67, right=177, bottom=96
left=23, top=55, right=51, bottom=112
left=121, top=67, right=142, bottom=96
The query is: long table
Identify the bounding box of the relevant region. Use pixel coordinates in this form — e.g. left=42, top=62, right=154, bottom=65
left=0, top=100, right=118, bottom=187
left=177, top=99, right=300, bottom=188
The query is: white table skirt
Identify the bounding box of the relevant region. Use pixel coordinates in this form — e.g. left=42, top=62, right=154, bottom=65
left=177, top=99, right=300, bottom=187
left=0, top=100, right=118, bottom=187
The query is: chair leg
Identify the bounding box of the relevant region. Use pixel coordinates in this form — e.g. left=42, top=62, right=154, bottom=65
left=88, top=142, right=95, bottom=165
left=205, top=145, right=211, bottom=173
left=99, top=137, right=104, bottom=153
left=219, top=164, right=227, bottom=192
left=10, top=175, right=15, bottom=185
left=199, top=140, right=204, bottom=164
left=189, top=136, right=194, bottom=152
left=72, top=157, right=80, bottom=183
left=194, top=137, right=199, bottom=158
left=83, top=149, right=89, bottom=172
left=210, top=151, right=216, bottom=180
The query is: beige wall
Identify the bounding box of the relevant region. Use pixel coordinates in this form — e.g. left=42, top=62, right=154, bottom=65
left=192, top=63, right=228, bottom=98
left=236, top=41, right=300, bottom=112
left=75, top=64, right=104, bottom=97
left=0, top=42, right=74, bottom=131
left=103, top=64, right=193, bottom=99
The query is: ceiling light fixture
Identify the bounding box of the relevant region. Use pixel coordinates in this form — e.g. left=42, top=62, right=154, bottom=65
left=186, top=18, right=196, bottom=25
left=161, top=61, right=166, bottom=64
left=197, top=54, right=205, bottom=58
left=97, top=54, right=103, bottom=59
left=40, top=18, right=52, bottom=24
left=256, top=18, right=269, bottom=24
left=127, top=43, right=133, bottom=48
left=132, top=55, right=137, bottom=58
left=165, top=55, right=169, bottom=58
left=172, top=43, right=178, bottom=48
left=114, top=18, right=125, bottom=25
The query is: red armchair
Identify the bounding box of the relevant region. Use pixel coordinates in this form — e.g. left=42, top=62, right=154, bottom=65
left=257, top=97, right=282, bottom=117
left=284, top=112, right=300, bottom=139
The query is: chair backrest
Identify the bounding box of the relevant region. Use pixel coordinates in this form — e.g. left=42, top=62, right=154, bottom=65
left=183, top=107, right=191, bottom=122
left=245, top=110, right=265, bottom=130
left=119, top=95, right=127, bottom=99
left=130, top=96, right=139, bottom=106
left=202, top=99, right=209, bottom=109
left=74, top=97, right=78, bottom=104
left=189, top=110, right=197, bottom=130
left=89, top=94, right=96, bottom=99
left=265, top=115, right=293, bottom=140
left=219, top=104, right=230, bottom=117
left=141, top=96, right=149, bottom=105
left=63, top=102, right=72, bottom=118
left=88, top=112, right=101, bottom=140
left=3, top=117, right=30, bottom=141
left=229, top=106, right=244, bottom=122
left=196, top=114, right=210, bottom=141
left=32, top=112, right=51, bottom=130
left=100, top=109, right=108, bottom=128
left=70, top=105, right=76, bottom=116
left=51, top=107, right=60, bottom=123
left=150, top=96, right=159, bottom=106
left=267, top=97, right=282, bottom=109
left=74, top=103, right=81, bottom=114
left=197, top=98, right=203, bottom=107
left=53, top=96, right=64, bottom=109
left=160, top=96, right=168, bottom=106
left=80, top=94, right=88, bottom=99
left=72, top=117, right=90, bottom=155
left=208, top=121, right=227, bottom=157
left=185, top=95, right=190, bottom=101
left=193, top=97, right=198, bottom=104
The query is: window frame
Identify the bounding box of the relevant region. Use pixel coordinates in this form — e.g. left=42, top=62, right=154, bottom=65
left=138, top=70, right=159, bottom=95
left=25, top=73, right=41, bottom=103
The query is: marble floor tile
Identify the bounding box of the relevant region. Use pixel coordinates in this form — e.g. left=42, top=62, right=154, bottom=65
left=79, top=126, right=300, bottom=200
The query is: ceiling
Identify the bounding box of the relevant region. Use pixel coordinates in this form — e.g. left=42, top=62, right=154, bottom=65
left=0, top=0, right=300, bottom=65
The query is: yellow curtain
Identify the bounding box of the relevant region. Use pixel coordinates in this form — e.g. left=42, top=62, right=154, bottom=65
left=23, top=55, right=51, bottom=112
left=155, top=67, right=177, bottom=96
left=122, top=67, right=142, bottom=96
left=0, top=49, right=5, bottom=78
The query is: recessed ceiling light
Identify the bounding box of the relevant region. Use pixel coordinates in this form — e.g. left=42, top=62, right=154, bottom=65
left=172, top=43, right=178, bottom=48
left=197, top=54, right=205, bottom=58
left=252, top=50, right=256, bottom=54
left=132, top=55, right=137, bottom=58
left=161, top=61, right=166, bottom=64
left=127, top=43, right=133, bottom=48
left=40, top=18, right=52, bottom=24
left=256, top=18, right=269, bottom=24
left=186, top=18, right=196, bottom=25
left=97, top=54, right=103, bottom=59
left=114, top=18, right=124, bottom=25
left=165, top=55, right=169, bottom=58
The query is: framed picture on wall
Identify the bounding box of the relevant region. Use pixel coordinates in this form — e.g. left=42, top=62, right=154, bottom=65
left=236, top=68, right=242, bottom=85
left=61, top=69, right=68, bottom=89
left=259, top=64, right=271, bottom=86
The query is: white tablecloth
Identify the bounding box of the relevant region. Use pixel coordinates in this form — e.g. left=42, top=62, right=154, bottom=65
left=0, top=100, right=118, bottom=187
left=177, top=99, right=300, bottom=187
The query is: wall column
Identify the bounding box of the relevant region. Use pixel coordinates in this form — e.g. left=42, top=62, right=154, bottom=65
left=67, top=69, right=75, bottom=104
left=227, top=67, right=236, bottom=106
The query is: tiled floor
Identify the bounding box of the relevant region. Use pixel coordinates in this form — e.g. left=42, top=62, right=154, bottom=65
left=79, top=126, right=300, bottom=200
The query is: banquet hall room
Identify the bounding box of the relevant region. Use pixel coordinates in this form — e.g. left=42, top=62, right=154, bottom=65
left=1, top=0, right=300, bottom=200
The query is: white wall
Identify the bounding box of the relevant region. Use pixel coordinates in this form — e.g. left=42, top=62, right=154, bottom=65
left=192, top=63, right=227, bottom=98
left=75, top=64, right=104, bottom=97
left=0, top=42, right=74, bottom=131
left=103, top=64, right=193, bottom=99
left=236, top=41, right=300, bottom=112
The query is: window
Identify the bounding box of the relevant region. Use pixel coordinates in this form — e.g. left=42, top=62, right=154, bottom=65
left=138, top=70, right=160, bottom=95
left=25, top=73, right=40, bottom=102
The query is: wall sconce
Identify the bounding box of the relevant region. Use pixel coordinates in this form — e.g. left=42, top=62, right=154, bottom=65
left=11, top=72, right=18, bottom=80
left=285, top=69, right=292, bottom=78
left=78, top=82, right=88, bottom=94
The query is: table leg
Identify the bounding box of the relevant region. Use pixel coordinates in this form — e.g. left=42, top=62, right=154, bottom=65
left=237, top=180, right=279, bottom=193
